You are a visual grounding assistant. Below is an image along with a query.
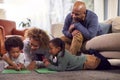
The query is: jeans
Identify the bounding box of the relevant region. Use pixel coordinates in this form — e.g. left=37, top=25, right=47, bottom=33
left=61, top=32, right=83, bottom=55
left=87, top=49, right=111, bottom=70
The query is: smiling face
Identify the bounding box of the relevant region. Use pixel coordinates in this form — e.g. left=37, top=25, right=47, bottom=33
left=71, top=1, right=86, bottom=22
left=49, top=42, right=61, bottom=56
left=29, top=38, right=40, bottom=51
left=9, top=47, right=22, bottom=59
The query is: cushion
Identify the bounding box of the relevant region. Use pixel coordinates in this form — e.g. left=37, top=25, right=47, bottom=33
left=85, top=33, right=120, bottom=51
left=100, top=51, right=120, bottom=59
left=51, top=23, right=64, bottom=37
left=99, top=23, right=112, bottom=34
left=112, top=17, right=120, bottom=33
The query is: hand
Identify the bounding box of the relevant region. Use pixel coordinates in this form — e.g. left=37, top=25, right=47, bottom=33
left=69, top=24, right=75, bottom=33
left=17, top=63, right=25, bottom=70
left=15, top=66, right=21, bottom=71
left=72, top=30, right=80, bottom=36
left=27, top=61, right=36, bottom=70
left=43, top=58, right=50, bottom=67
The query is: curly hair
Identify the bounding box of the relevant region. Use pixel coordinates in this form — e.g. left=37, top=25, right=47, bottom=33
left=24, top=27, right=50, bottom=49
left=5, top=36, right=23, bottom=52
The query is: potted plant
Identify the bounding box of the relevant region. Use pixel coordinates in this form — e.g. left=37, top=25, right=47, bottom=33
left=19, top=18, right=31, bottom=28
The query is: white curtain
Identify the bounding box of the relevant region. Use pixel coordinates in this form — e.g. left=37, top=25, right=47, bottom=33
left=107, top=0, right=118, bottom=19
left=4, top=0, right=51, bottom=32
left=4, top=0, right=73, bottom=33
left=94, top=0, right=104, bottom=22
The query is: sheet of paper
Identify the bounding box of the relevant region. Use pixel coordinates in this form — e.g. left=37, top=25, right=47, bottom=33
left=35, top=68, right=57, bottom=74
left=2, top=69, right=31, bottom=74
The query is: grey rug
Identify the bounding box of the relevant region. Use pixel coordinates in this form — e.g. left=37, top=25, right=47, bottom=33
left=0, top=68, right=120, bottom=80
left=0, top=60, right=120, bottom=80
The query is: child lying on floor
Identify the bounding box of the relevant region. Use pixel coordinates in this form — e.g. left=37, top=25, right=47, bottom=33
left=43, top=38, right=111, bottom=71
left=2, top=36, right=25, bottom=70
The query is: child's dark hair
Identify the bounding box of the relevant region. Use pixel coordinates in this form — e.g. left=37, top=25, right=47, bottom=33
left=49, top=38, right=65, bottom=57
left=5, top=36, right=23, bottom=52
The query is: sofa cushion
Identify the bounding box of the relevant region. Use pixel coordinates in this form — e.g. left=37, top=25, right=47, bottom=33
left=85, top=33, right=120, bottom=51
left=112, top=17, right=120, bottom=33
left=51, top=23, right=64, bottom=37
left=99, top=23, right=112, bottom=34
left=100, top=51, right=120, bottom=59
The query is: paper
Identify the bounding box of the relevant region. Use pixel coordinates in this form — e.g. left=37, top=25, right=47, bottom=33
left=35, top=68, right=57, bottom=74
left=2, top=69, right=31, bottom=74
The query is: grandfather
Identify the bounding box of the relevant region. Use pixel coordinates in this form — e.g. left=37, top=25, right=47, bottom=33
left=61, top=1, right=102, bottom=55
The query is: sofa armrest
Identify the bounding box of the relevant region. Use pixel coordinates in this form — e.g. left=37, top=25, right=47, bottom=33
left=85, top=33, right=120, bottom=51
left=0, top=26, right=6, bottom=55
left=0, top=25, right=5, bottom=38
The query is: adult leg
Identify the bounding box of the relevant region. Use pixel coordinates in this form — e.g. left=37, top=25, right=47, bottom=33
left=70, top=32, right=83, bottom=55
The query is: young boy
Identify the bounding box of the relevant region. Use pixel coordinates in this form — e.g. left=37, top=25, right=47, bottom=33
left=2, top=36, right=25, bottom=70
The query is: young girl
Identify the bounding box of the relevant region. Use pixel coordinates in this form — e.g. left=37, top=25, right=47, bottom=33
left=3, top=36, right=25, bottom=70
left=43, top=38, right=111, bottom=71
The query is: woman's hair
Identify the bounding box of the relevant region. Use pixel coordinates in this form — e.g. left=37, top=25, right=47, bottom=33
left=49, top=38, right=65, bottom=57
left=5, top=36, right=23, bottom=52
left=24, top=27, right=50, bottom=49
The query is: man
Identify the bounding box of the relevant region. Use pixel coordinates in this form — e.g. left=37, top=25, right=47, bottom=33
left=61, top=1, right=102, bottom=55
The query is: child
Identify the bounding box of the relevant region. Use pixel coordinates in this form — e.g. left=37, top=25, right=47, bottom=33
left=43, top=38, right=111, bottom=71
left=3, top=36, right=25, bottom=70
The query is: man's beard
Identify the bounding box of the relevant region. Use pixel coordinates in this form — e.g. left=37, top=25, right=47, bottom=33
left=72, top=18, right=82, bottom=23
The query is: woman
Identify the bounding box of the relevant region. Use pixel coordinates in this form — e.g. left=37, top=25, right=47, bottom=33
left=23, top=27, right=50, bottom=70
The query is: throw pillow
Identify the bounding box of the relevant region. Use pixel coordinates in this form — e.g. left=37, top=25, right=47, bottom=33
left=112, top=17, right=120, bottom=33
left=99, top=23, right=112, bottom=34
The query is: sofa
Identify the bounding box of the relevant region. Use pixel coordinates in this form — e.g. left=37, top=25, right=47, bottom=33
left=51, top=17, right=120, bottom=66
left=84, top=17, right=120, bottom=58
left=0, top=19, right=26, bottom=55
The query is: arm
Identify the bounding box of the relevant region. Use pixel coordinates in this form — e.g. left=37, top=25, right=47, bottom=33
left=74, top=14, right=99, bottom=40
left=23, top=39, right=36, bottom=70
left=17, top=53, right=26, bottom=69
left=44, top=57, right=68, bottom=71
left=62, top=13, right=73, bottom=38
left=3, top=54, right=21, bottom=70
left=2, top=54, right=18, bottom=68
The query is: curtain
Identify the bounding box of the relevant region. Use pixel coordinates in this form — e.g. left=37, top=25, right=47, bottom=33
left=107, top=0, right=118, bottom=19
left=94, top=0, right=104, bottom=22
left=4, top=0, right=74, bottom=33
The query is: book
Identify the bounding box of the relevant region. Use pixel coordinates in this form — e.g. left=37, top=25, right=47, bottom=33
left=2, top=69, right=31, bottom=74
left=35, top=68, right=57, bottom=74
